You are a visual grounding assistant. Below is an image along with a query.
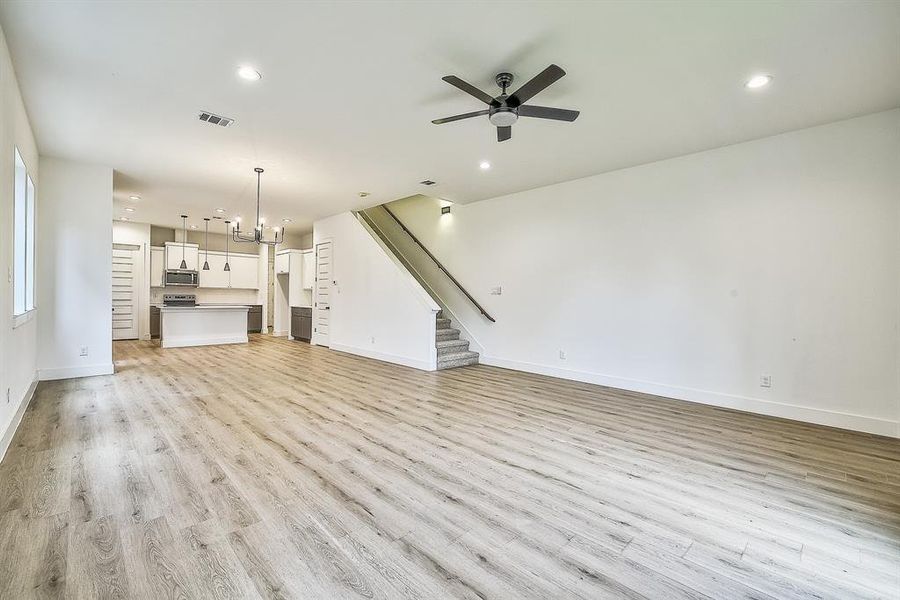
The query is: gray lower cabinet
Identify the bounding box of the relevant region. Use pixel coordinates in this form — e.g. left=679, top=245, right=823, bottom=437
left=150, top=306, right=160, bottom=339
left=248, top=305, right=263, bottom=333
left=291, top=306, right=312, bottom=342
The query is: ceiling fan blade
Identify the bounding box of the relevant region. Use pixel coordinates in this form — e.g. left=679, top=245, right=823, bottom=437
left=442, top=75, right=496, bottom=105
left=517, top=105, right=580, bottom=122
left=497, top=126, right=512, bottom=142
left=432, top=109, right=490, bottom=125
left=507, top=64, right=566, bottom=107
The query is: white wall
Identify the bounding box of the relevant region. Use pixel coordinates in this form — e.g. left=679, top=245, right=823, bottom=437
left=0, top=24, right=39, bottom=457
left=113, top=220, right=151, bottom=339
left=387, top=110, right=900, bottom=437
left=313, top=212, right=439, bottom=370
left=38, top=158, right=113, bottom=380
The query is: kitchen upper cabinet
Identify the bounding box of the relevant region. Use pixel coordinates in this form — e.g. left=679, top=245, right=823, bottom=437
left=228, top=254, right=259, bottom=289
left=194, top=251, right=259, bottom=289
left=199, top=252, right=230, bottom=288
left=165, top=242, right=199, bottom=271
left=275, top=251, right=290, bottom=275
left=301, top=251, right=314, bottom=289
left=150, top=246, right=165, bottom=287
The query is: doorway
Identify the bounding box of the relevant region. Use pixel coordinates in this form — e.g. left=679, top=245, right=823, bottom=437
left=112, top=243, right=142, bottom=340
left=314, top=239, right=332, bottom=346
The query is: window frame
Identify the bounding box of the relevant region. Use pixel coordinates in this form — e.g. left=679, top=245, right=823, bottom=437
left=13, top=147, right=36, bottom=326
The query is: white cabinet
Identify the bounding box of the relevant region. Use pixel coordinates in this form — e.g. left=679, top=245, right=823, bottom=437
left=301, top=251, right=314, bottom=289
left=199, top=252, right=230, bottom=288
left=227, top=254, right=259, bottom=289
left=275, top=251, right=290, bottom=275
left=165, top=242, right=199, bottom=271
left=150, top=246, right=165, bottom=287
left=195, top=251, right=259, bottom=289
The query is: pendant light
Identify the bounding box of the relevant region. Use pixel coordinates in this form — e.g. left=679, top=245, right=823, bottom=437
left=232, top=167, right=284, bottom=246
left=223, top=220, right=231, bottom=272
left=202, top=218, right=211, bottom=270
left=179, top=214, right=188, bottom=269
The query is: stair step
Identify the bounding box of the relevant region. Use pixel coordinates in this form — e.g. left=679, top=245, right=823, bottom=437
left=436, top=339, right=469, bottom=356
left=436, top=328, right=460, bottom=342
left=435, top=317, right=451, bottom=330
left=437, top=350, right=479, bottom=370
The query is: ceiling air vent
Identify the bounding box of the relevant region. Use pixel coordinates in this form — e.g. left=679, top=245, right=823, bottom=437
left=199, top=110, right=234, bottom=127
left=420, top=179, right=436, bottom=186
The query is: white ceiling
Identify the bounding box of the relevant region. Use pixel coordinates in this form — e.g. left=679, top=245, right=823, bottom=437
left=1, top=1, right=898, bottom=231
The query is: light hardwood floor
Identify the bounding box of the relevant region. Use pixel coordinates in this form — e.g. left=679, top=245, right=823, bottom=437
left=1, top=335, right=898, bottom=599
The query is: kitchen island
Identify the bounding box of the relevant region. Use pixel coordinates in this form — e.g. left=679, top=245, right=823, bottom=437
left=159, top=305, right=250, bottom=348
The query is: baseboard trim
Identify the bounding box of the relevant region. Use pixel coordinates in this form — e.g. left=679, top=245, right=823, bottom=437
left=330, top=343, right=435, bottom=371
left=480, top=356, right=899, bottom=438
left=0, top=377, right=38, bottom=462
left=38, top=363, right=115, bottom=381
left=161, top=335, right=248, bottom=348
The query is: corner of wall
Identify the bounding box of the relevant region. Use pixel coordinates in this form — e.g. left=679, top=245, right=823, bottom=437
left=0, top=376, right=38, bottom=462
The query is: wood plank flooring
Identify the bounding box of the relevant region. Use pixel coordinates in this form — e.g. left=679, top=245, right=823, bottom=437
left=1, top=334, right=898, bottom=599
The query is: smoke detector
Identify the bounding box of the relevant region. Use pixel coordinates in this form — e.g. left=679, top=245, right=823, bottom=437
left=199, top=110, right=234, bottom=127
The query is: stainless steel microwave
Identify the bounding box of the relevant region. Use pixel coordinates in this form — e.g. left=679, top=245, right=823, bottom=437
left=164, top=269, right=199, bottom=287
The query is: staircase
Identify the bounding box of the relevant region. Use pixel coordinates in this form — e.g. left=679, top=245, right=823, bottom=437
left=356, top=208, right=483, bottom=372
left=435, top=311, right=479, bottom=369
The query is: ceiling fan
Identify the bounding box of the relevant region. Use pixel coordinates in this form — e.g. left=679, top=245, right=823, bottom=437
left=432, top=64, right=579, bottom=142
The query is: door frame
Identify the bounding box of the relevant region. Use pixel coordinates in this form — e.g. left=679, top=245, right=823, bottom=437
left=313, top=238, right=333, bottom=347
left=112, top=243, right=142, bottom=341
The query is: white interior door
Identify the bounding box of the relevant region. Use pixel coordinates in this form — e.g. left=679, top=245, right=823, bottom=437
left=314, top=240, right=332, bottom=346
left=112, top=244, right=141, bottom=340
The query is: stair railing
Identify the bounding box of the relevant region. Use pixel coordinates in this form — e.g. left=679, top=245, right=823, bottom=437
left=380, top=205, right=496, bottom=323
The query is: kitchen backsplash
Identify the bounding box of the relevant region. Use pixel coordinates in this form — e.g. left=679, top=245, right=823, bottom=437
left=151, top=287, right=261, bottom=305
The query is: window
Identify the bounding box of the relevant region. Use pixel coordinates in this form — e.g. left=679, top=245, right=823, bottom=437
left=14, top=148, right=35, bottom=317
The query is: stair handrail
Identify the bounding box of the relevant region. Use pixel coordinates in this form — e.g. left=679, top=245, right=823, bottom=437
left=380, top=205, right=496, bottom=323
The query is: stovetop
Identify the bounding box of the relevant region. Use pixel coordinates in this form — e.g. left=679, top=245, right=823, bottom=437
left=163, top=293, right=197, bottom=307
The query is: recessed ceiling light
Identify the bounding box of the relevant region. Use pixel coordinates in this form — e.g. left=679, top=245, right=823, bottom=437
left=479, top=161, right=491, bottom=170
left=124, top=207, right=136, bottom=212
left=129, top=195, right=141, bottom=201
left=358, top=191, right=370, bottom=198
left=215, top=208, right=226, bottom=214
left=120, top=216, right=129, bottom=221
left=237, top=66, right=262, bottom=81
left=282, top=218, right=292, bottom=224
left=745, top=74, right=772, bottom=89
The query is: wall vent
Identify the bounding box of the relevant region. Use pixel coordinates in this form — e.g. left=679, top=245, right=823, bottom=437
left=199, top=110, right=234, bottom=127
left=420, top=179, right=436, bottom=186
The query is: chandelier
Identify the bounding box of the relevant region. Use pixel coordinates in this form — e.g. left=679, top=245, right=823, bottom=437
left=232, top=167, right=283, bottom=246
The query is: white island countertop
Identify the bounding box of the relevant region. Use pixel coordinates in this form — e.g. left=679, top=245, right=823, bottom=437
left=159, top=304, right=252, bottom=311
left=160, top=305, right=250, bottom=348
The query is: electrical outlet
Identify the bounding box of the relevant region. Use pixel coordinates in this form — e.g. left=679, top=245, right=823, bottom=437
left=559, top=350, right=567, bottom=360
left=370, top=336, right=375, bottom=344
left=490, top=286, right=502, bottom=296
left=79, top=346, right=89, bottom=357
left=760, top=374, right=772, bottom=388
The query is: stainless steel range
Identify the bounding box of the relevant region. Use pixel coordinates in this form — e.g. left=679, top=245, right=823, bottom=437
left=163, top=293, right=197, bottom=307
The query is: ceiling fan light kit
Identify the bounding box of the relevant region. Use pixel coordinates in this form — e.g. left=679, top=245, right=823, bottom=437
left=432, top=64, right=580, bottom=142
